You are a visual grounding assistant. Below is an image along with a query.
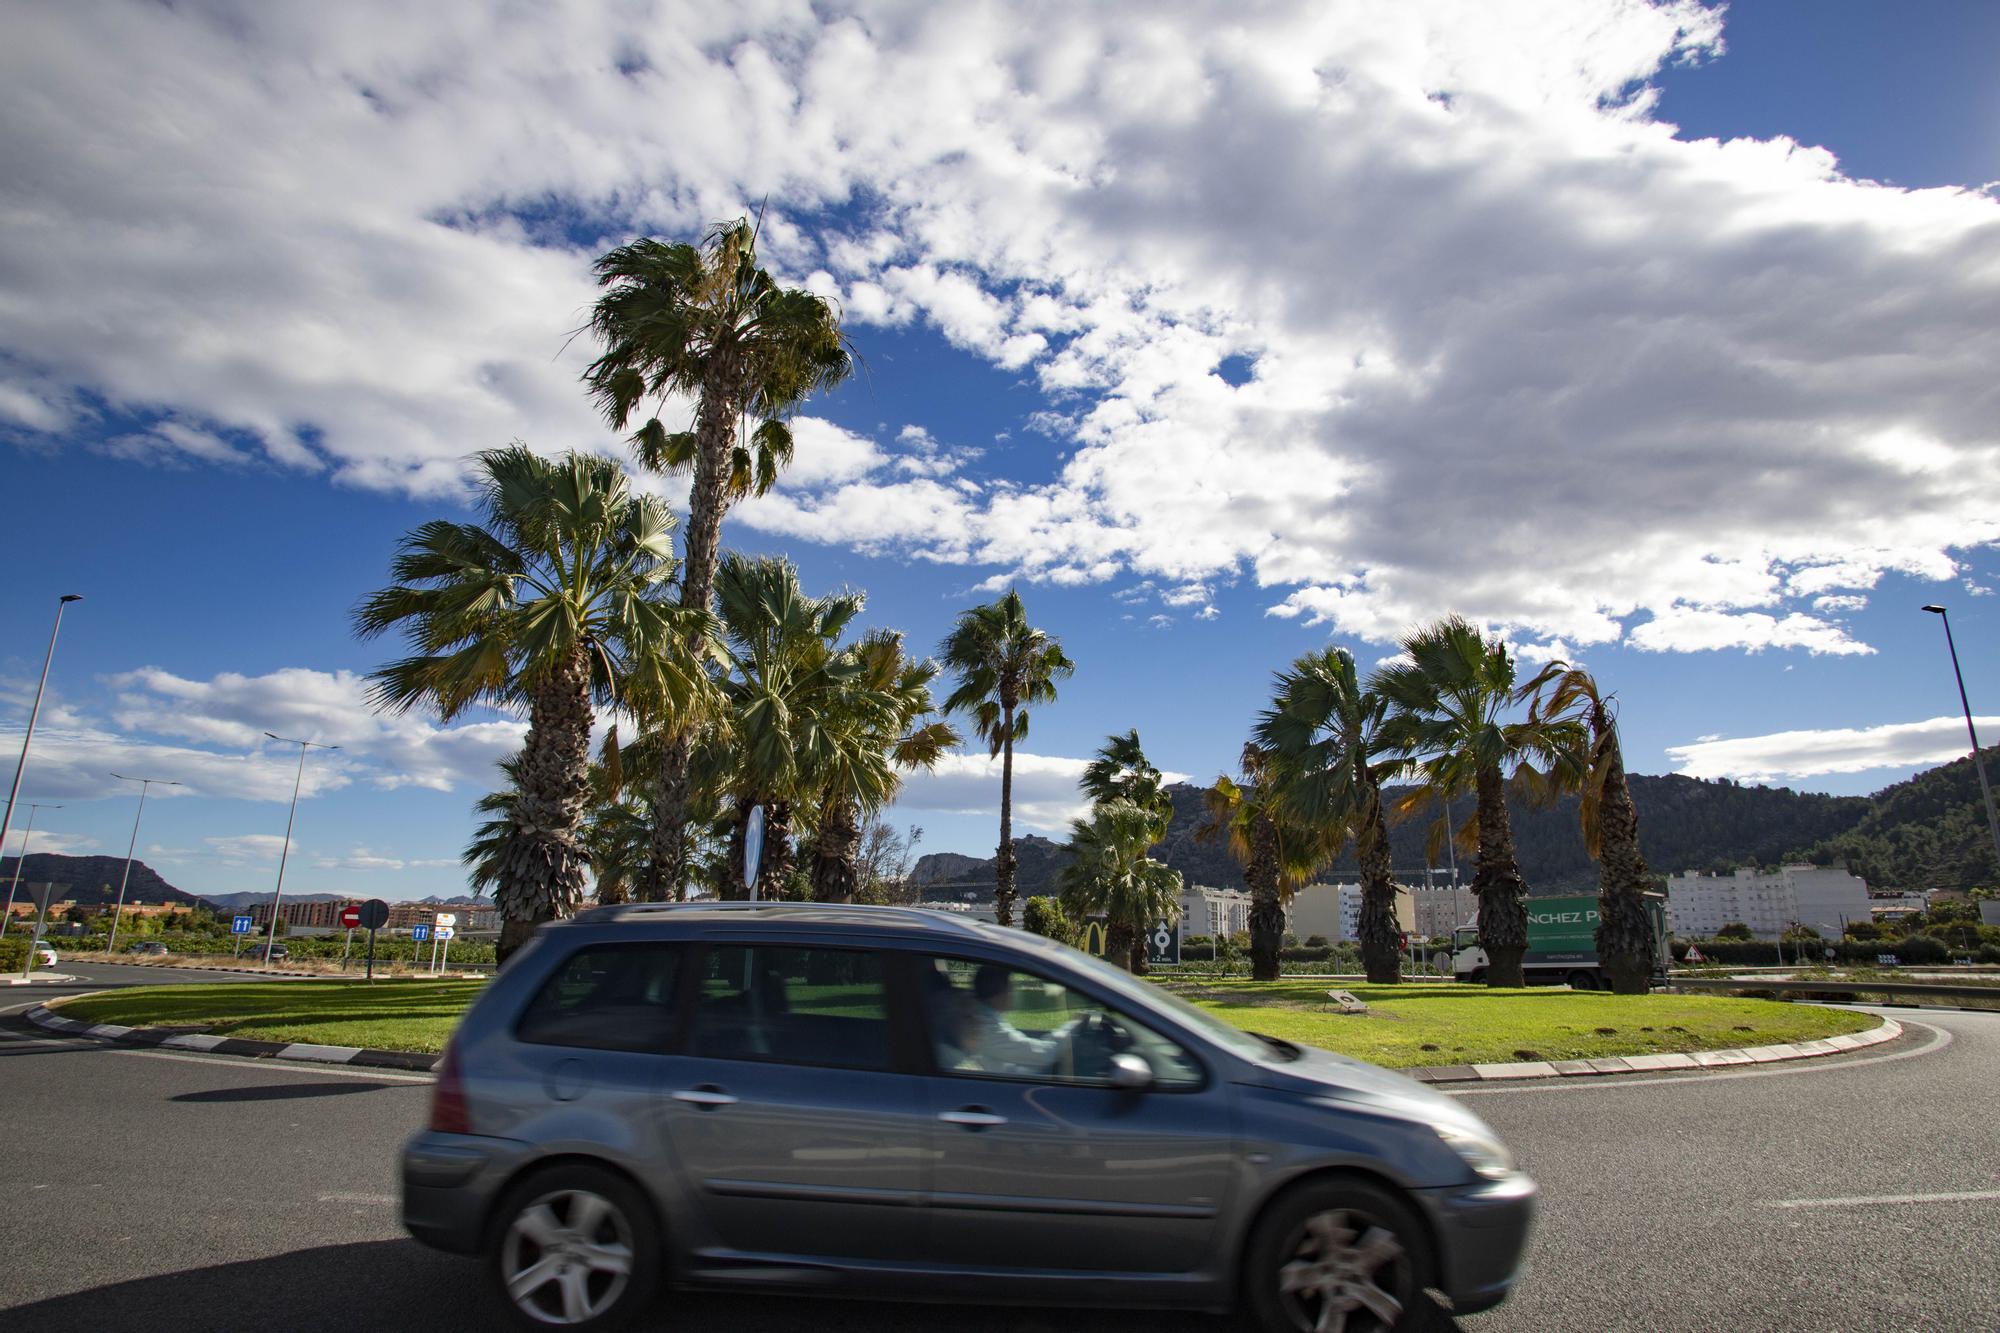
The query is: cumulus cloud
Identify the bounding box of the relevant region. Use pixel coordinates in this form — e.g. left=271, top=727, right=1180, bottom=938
left=892, top=750, right=1190, bottom=834
left=1667, top=715, right=2000, bottom=783
left=6, top=2, right=2000, bottom=655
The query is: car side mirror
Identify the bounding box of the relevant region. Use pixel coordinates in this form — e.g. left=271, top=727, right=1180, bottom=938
left=1107, top=1053, right=1154, bottom=1092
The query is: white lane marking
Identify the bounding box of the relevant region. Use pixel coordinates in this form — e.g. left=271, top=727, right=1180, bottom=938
left=1447, top=1018, right=1952, bottom=1097
left=319, top=1192, right=396, bottom=1205
left=107, top=1046, right=433, bottom=1083
left=1760, top=1189, right=2000, bottom=1210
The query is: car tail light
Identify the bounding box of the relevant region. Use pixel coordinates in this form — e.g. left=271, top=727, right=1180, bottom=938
left=429, top=1038, right=471, bottom=1134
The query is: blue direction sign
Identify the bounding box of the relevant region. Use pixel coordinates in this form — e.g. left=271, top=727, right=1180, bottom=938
left=411, top=924, right=432, bottom=942
left=230, top=915, right=254, bottom=935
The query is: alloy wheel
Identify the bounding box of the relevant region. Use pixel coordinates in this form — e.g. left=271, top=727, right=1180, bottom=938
left=1275, top=1207, right=1410, bottom=1333
left=500, top=1188, right=635, bottom=1326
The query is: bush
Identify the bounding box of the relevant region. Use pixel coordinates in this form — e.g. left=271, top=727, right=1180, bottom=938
left=1716, top=922, right=1754, bottom=941
left=1892, top=934, right=1948, bottom=964
left=1021, top=896, right=1075, bottom=945
left=1303, top=934, right=1328, bottom=949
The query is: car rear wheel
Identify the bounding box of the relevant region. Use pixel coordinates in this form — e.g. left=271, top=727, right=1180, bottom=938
left=1244, top=1179, right=1434, bottom=1333
left=1565, top=970, right=1597, bottom=991
left=487, top=1164, right=659, bottom=1331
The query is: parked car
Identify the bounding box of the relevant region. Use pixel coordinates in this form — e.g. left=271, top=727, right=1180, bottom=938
left=402, top=903, right=1535, bottom=1331
left=126, top=941, right=169, bottom=956
left=31, top=941, right=58, bottom=968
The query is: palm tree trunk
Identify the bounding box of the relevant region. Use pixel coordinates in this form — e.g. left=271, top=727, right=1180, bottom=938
left=1472, top=764, right=1530, bottom=987
left=640, top=360, right=742, bottom=903
left=1356, top=791, right=1402, bottom=984
left=1247, top=813, right=1284, bottom=982
left=996, top=705, right=1018, bottom=927
left=1106, top=918, right=1137, bottom=974
left=811, top=796, right=862, bottom=902
left=756, top=799, right=794, bottom=902
left=1593, top=711, right=1656, bottom=994
left=496, top=650, right=593, bottom=966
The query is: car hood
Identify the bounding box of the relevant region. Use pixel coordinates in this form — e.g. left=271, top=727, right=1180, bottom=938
left=1238, top=1040, right=1495, bottom=1135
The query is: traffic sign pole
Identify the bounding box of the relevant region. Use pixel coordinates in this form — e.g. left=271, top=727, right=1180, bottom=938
left=356, top=899, right=389, bottom=981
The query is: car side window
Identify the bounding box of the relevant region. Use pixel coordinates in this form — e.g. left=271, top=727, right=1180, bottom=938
left=920, top=956, right=1203, bottom=1090
left=516, top=943, right=682, bottom=1053
left=690, top=945, right=893, bottom=1071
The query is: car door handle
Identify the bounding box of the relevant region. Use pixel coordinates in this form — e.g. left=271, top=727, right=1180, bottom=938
left=939, top=1107, right=1007, bottom=1129
left=672, top=1086, right=738, bottom=1109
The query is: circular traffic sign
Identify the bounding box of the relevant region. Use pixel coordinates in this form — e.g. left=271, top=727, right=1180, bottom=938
left=339, top=904, right=362, bottom=929
left=357, top=898, right=390, bottom=930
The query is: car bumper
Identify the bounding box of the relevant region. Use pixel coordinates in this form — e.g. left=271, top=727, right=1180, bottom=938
left=401, top=1130, right=528, bottom=1254
left=1415, top=1171, right=1537, bottom=1314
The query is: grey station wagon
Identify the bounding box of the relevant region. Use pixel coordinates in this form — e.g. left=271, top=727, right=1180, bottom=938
left=402, top=903, right=1534, bottom=1331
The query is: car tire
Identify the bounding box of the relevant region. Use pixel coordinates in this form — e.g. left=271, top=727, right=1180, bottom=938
left=1243, top=1178, right=1435, bottom=1333
left=485, top=1163, right=661, bottom=1331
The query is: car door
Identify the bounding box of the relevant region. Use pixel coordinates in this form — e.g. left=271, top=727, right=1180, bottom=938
left=913, top=953, right=1237, bottom=1275
left=656, top=939, right=930, bottom=1263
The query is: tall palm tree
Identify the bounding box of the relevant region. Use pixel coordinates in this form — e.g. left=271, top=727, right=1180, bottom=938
left=1081, top=728, right=1174, bottom=829
left=1375, top=617, right=1584, bottom=988
left=1257, top=649, right=1408, bottom=983
left=712, top=554, right=883, bottom=901
left=356, top=446, right=708, bottom=962
left=586, top=217, right=854, bottom=901
left=462, top=756, right=525, bottom=901
left=807, top=631, right=958, bottom=902
left=938, top=589, right=1075, bottom=928
left=1198, top=744, right=1327, bottom=981
left=1534, top=667, right=1657, bottom=993
left=1059, top=798, right=1184, bottom=974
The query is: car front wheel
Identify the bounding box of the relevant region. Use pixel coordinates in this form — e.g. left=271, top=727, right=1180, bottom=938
left=1244, top=1178, right=1435, bottom=1333
left=487, top=1164, right=660, bottom=1331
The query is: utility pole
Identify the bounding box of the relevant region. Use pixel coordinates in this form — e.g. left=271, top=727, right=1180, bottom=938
left=0, top=595, right=81, bottom=901
left=106, top=774, right=178, bottom=953
left=257, top=734, right=338, bottom=966
left=1920, top=605, right=2000, bottom=881
left=1, top=802, right=60, bottom=939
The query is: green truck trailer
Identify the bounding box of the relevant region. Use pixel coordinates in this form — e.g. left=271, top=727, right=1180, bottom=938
left=1449, top=892, right=1670, bottom=989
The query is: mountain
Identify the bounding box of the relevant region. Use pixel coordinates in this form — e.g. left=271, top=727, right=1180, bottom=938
left=911, top=773, right=1877, bottom=898
left=0, top=854, right=200, bottom=907
left=197, top=891, right=351, bottom=910
left=1799, top=747, right=2000, bottom=892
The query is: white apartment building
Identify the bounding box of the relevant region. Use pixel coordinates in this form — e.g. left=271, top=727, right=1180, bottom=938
left=1664, top=865, right=1870, bottom=941
left=1286, top=883, right=1418, bottom=943
left=1180, top=884, right=1253, bottom=939
left=1408, top=885, right=1476, bottom=939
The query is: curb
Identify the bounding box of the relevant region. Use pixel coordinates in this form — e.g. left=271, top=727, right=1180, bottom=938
left=3, top=973, right=80, bottom=986
left=23, top=1000, right=1902, bottom=1085
left=23, top=1003, right=442, bottom=1073
left=1404, top=1015, right=1903, bottom=1084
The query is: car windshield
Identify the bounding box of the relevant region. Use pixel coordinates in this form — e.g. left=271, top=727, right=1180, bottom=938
left=1054, top=947, right=1287, bottom=1065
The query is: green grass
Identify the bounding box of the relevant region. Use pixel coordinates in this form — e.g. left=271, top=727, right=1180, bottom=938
left=1164, top=980, right=1876, bottom=1067
left=53, top=974, right=1879, bottom=1066
left=55, top=979, right=484, bottom=1053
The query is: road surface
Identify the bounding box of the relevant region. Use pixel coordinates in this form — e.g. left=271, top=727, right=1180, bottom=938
left=2, top=965, right=1994, bottom=1330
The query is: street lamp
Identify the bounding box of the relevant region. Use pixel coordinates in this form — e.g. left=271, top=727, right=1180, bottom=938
left=1, top=801, right=62, bottom=939
left=257, top=733, right=338, bottom=966
left=0, top=594, right=82, bottom=904
left=1920, top=604, right=2000, bottom=881
left=106, top=773, right=179, bottom=952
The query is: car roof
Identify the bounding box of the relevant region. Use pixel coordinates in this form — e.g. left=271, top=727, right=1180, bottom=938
left=568, top=900, right=1060, bottom=952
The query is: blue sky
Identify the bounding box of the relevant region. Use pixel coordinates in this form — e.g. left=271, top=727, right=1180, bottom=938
left=4, top=1, right=2000, bottom=900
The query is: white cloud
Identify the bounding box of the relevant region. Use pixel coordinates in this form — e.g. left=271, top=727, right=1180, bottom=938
left=892, top=750, right=1190, bottom=834
left=3, top=828, right=98, bottom=858
left=1667, top=715, right=2000, bottom=783
left=201, top=834, right=291, bottom=866
left=5, top=2, right=2000, bottom=656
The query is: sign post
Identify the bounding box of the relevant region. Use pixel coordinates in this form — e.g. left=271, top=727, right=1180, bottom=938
left=433, top=914, right=455, bottom=974
left=230, top=913, right=254, bottom=959
left=338, top=903, right=361, bottom=968
left=743, top=805, right=765, bottom=901
left=18, top=884, right=55, bottom=980
left=437, top=924, right=455, bottom=972
left=357, top=899, right=389, bottom=980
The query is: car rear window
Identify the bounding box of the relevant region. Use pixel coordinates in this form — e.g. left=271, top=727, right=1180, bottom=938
left=690, top=945, right=892, bottom=1071
left=516, top=943, right=683, bottom=1053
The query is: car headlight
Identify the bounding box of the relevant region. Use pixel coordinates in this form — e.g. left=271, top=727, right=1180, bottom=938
left=1434, top=1124, right=1516, bottom=1180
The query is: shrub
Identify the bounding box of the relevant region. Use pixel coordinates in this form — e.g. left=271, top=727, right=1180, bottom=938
left=1716, top=922, right=1754, bottom=941
left=1892, top=934, right=1948, bottom=964
left=1303, top=934, right=1328, bottom=949
left=1021, top=896, right=1075, bottom=945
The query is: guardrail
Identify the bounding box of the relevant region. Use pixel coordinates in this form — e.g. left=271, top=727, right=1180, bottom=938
left=1669, top=977, right=2000, bottom=1002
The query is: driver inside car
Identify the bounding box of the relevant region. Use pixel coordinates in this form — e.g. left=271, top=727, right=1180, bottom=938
left=962, top=963, right=1069, bottom=1076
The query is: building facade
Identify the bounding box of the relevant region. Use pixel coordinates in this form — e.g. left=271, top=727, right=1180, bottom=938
left=1179, top=884, right=1254, bottom=939
left=1286, top=883, right=1419, bottom=943
left=1664, top=865, right=1870, bottom=941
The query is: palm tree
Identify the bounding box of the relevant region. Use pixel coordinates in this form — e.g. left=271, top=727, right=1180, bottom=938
left=1059, top=798, right=1184, bottom=973
left=1375, top=617, right=1584, bottom=988
left=938, top=589, right=1075, bottom=927
left=585, top=218, right=854, bottom=902
left=1257, top=649, right=1408, bottom=983
left=1081, top=728, right=1174, bottom=827
left=356, top=446, right=708, bottom=963
left=807, top=631, right=958, bottom=902
left=1198, top=744, right=1327, bottom=981
left=1534, top=667, right=1656, bottom=993
left=711, top=554, right=885, bottom=901
left=580, top=762, right=653, bottom=907
left=462, top=756, right=524, bottom=901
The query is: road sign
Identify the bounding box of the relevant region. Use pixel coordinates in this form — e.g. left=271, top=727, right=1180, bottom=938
left=230, top=915, right=254, bottom=935
left=434, top=912, right=456, bottom=927
left=1430, top=950, right=1451, bottom=974
left=1684, top=944, right=1705, bottom=963
left=743, top=805, right=765, bottom=900
left=436, top=925, right=455, bottom=940
left=1145, top=918, right=1181, bottom=965
left=411, top=923, right=431, bottom=942
left=1877, top=953, right=1899, bottom=967
left=339, top=904, right=362, bottom=929
left=357, top=899, right=389, bottom=930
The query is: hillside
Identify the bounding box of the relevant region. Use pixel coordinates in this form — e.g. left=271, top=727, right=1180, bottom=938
left=1800, top=747, right=2000, bottom=892
left=0, top=854, right=200, bottom=907
left=913, top=773, right=1875, bottom=898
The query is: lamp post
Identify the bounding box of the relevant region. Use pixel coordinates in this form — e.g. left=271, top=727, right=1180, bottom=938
left=106, top=774, right=179, bottom=952
left=1, top=801, right=61, bottom=939
left=1920, top=604, right=2000, bottom=880
left=257, top=733, right=338, bottom=966
left=0, top=594, right=81, bottom=902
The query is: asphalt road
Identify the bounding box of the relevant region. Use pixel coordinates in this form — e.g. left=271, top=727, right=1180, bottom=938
left=2, top=965, right=1995, bottom=1331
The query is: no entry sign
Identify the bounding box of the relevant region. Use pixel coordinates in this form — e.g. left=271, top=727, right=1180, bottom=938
left=339, top=904, right=362, bottom=929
